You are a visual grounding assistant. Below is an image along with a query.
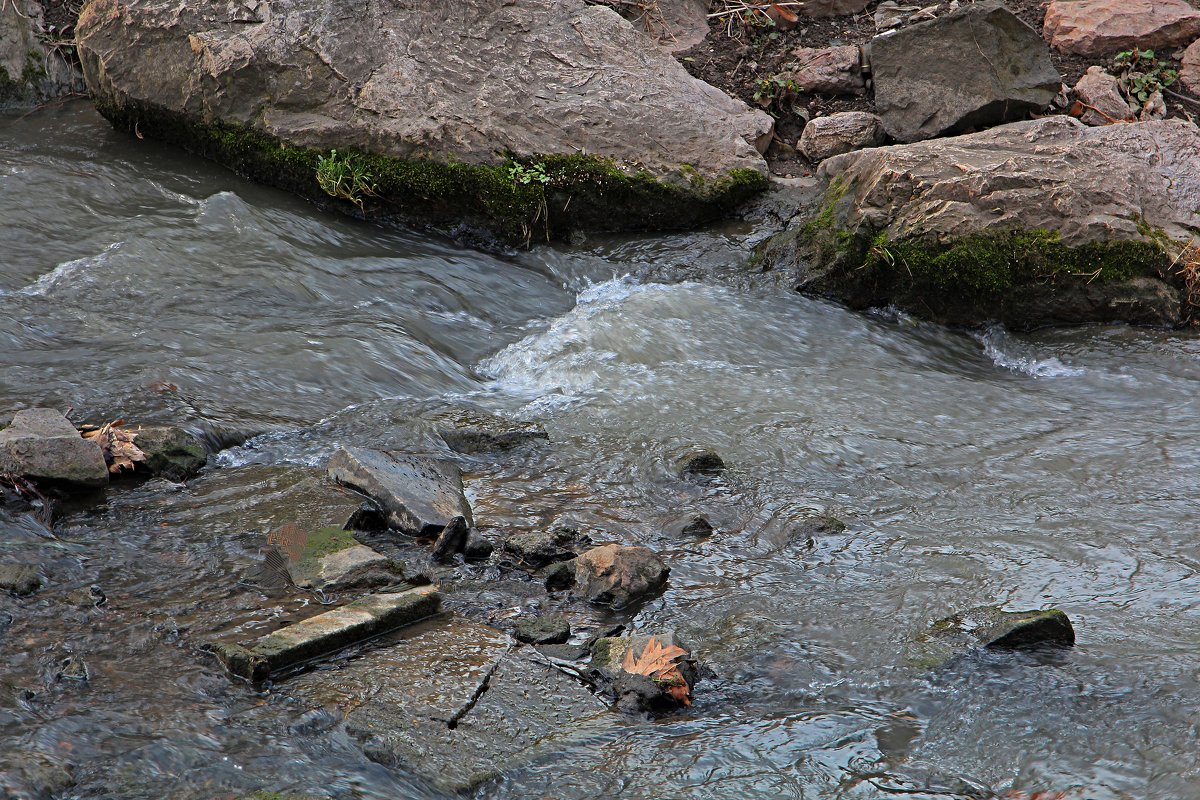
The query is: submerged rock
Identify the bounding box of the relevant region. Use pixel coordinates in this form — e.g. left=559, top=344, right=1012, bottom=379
left=327, top=447, right=473, bottom=535
left=132, top=424, right=208, bottom=480
left=1044, top=0, right=1200, bottom=57
left=677, top=515, right=715, bottom=537
left=0, top=409, right=108, bottom=489
left=214, top=586, right=441, bottom=681
left=0, top=565, right=41, bottom=596
left=756, top=117, right=1200, bottom=329
left=504, top=528, right=579, bottom=568
left=434, top=409, right=549, bottom=454
left=513, top=614, right=571, bottom=645
left=915, top=606, right=1075, bottom=666
left=677, top=449, right=725, bottom=479
left=574, top=544, right=669, bottom=608
left=75, top=0, right=771, bottom=242
left=286, top=615, right=612, bottom=793
left=869, top=0, right=1060, bottom=143
left=543, top=560, right=576, bottom=592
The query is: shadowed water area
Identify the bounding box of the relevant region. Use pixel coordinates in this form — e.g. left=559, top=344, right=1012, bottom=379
left=3, top=102, right=1200, bottom=799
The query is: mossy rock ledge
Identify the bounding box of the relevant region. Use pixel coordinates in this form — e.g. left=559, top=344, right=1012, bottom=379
left=74, top=0, right=772, bottom=244
left=755, top=116, right=1200, bottom=330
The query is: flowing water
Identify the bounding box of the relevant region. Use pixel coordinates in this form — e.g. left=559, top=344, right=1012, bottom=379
left=3, top=101, right=1200, bottom=800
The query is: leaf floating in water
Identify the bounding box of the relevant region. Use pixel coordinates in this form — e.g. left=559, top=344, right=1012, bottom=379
left=81, top=420, right=147, bottom=474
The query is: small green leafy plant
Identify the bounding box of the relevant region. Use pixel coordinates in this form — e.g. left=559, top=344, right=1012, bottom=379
left=315, top=149, right=378, bottom=211
left=1113, top=48, right=1178, bottom=106
left=506, top=161, right=550, bottom=186
left=752, top=75, right=800, bottom=116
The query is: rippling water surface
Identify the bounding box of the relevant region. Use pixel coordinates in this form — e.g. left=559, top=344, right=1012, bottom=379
left=3, top=102, right=1200, bottom=800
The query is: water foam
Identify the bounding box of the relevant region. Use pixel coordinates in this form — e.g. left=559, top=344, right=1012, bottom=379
left=975, top=324, right=1085, bottom=378
left=19, top=242, right=122, bottom=297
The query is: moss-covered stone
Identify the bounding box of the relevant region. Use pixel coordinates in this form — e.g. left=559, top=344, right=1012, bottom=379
left=92, top=101, right=767, bottom=245
left=0, top=49, right=48, bottom=105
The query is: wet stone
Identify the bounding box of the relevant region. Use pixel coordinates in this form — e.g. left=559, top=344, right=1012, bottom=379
left=285, top=615, right=612, bottom=793
left=677, top=449, right=725, bottom=478
left=463, top=529, right=494, bottom=561
left=213, top=586, right=441, bottom=682
left=678, top=515, right=714, bottom=537
left=0, top=564, right=41, bottom=596
left=915, top=606, right=1075, bottom=666
left=431, top=515, right=469, bottom=563
left=574, top=544, right=669, bottom=608
left=513, top=614, right=571, bottom=645
left=279, top=525, right=402, bottom=593
left=591, top=631, right=697, bottom=714
left=327, top=447, right=473, bottom=534
left=434, top=409, right=549, bottom=454
left=343, top=500, right=388, bottom=532
left=543, top=560, right=576, bottom=591
left=131, top=424, right=208, bottom=480
left=0, top=408, right=108, bottom=489
left=788, top=514, right=846, bottom=546
left=504, top=527, right=579, bottom=567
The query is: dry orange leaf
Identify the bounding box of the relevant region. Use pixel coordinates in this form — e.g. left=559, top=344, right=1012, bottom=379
left=622, top=636, right=692, bottom=706
left=82, top=421, right=147, bottom=474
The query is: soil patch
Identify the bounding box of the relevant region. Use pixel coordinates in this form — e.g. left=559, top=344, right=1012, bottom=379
left=678, top=0, right=1198, bottom=177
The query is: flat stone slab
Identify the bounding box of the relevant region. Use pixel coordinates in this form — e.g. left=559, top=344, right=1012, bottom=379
left=0, top=408, right=108, bottom=488
left=275, top=525, right=402, bottom=592
left=327, top=447, right=472, bottom=534
left=286, top=615, right=612, bottom=793
left=214, top=586, right=441, bottom=681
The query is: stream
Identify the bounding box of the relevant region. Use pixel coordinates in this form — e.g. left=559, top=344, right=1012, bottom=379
left=3, top=101, right=1200, bottom=799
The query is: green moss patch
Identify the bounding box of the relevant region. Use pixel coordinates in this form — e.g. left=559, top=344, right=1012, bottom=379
left=296, top=525, right=359, bottom=572
left=92, top=101, right=767, bottom=244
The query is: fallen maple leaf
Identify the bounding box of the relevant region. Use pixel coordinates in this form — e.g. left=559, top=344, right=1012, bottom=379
left=621, top=636, right=692, bottom=706
left=81, top=420, right=147, bottom=474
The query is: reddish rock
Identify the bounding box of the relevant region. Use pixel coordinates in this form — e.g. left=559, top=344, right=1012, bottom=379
left=574, top=544, right=669, bottom=608
left=1073, top=66, right=1134, bottom=126
left=1044, top=0, right=1200, bottom=57
left=784, top=46, right=864, bottom=95
left=1182, top=38, right=1200, bottom=95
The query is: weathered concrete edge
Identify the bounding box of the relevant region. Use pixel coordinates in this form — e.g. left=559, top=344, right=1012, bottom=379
left=89, top=99, right=769, bottom=247
left=212, top=585, right=442, bottom=682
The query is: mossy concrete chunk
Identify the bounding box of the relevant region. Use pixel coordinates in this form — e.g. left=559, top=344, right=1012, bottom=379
left=132, top=424, right=208, bottom=480
left=0, top=408, right=108, bottom=488
left=327, top=447, right=472, bottom=535
left=215, top=586, right=441, bottom=681
left=915, top=606, right=1075, bottom=667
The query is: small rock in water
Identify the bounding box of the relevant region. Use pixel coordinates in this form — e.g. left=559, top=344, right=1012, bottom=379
left=327, top=447, right=473, bottom=534
left=55, top=654, right=90, bottom=683
left=276, top=525, right=403, bottom=593
left=543, top=560, right=576, bottom=591
left=591, top=631, right=697, bottom=713
left=431, top=515, right=470, bottom=563
left=131, top=424, right=208, bottom=480
left=574, top=544, right=669, bottom=608
left=678, top=515, right=714, bottom=537
left=0, top=564, right=41, bottom=596
left=788, top=514, right=846, bottom=547
left=434, top=409, right=549, bottom=454
left=513, top=614, right=571, bottom=645
left=504, top=527, right=579, bottom=567
left=915, top=606, right=1075, bottom=666
left=0, top=408, right=108, bottom=489
left=462, top=529, right=494, bottom=561
left=677, top=449, right=725, bottom=479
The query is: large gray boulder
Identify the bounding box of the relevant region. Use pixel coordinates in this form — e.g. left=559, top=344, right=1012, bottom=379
left=0, top=0, right=85, bottom=107
left=327, top=447, right=473, bottom=535
left=0, top=409, right=108, bottom=488
left=870, top=0, right=1060, bottom=143
left=75, top=0, right=771, bottom=242
left=756, top=116, right=1200, bottom=329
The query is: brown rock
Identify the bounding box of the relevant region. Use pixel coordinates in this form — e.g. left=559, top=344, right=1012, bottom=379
left=1044, top=0, right=1200, bottom=57
left=799, top=112, right=886, bottom=161
left=1073, top=66, right=1134, bottom=126
left=574, top=543, right=669, bottom=608
left=640, top=0, right=710, bottom=53
left=1181, top=38, right=1200, bottom=95
left=784, top=46, right=864, bottom=95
